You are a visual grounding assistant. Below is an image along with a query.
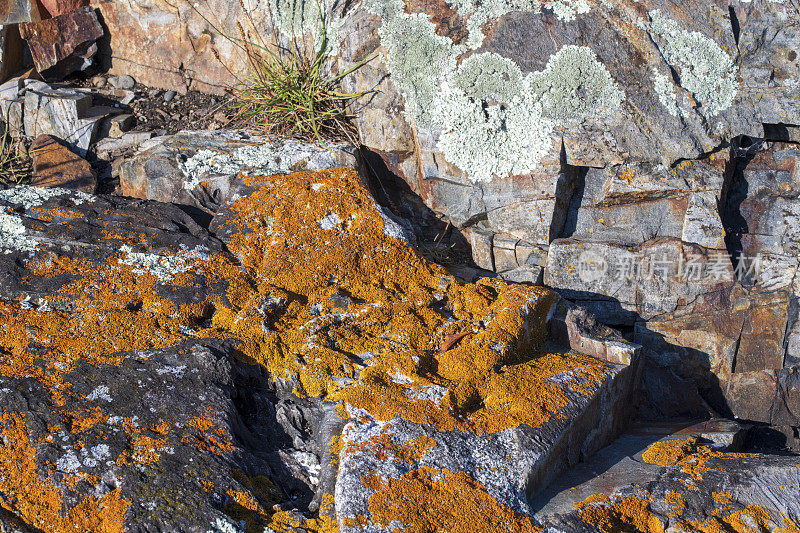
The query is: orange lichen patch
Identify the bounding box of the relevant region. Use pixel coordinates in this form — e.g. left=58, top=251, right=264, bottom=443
left=359, top=466, right=541, bottom=532
left=28, top=205, right=84, bottom=222
left=60, top=407, right=108, bottom=434
left=343, top=433, right=436, bottom=465
left=676, top=504, right=782, bottom=533
left=182, top=415, right=235, bottom=456
left=641, top=438, right=752, bottom=488
left=665, top=490, right=686, bottom=518
left=130, top=434, right=168, bottom=465
left=0, top=412, right=130, bottom=532
left=268, top=495, right=340, bottom=533
left=575, top=492, right=664, bottom=533
left=712, top=491, right=732, bottom=505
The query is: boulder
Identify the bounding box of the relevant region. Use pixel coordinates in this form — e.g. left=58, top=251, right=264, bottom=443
left=23, top=86, right=106, bottom=155
left=0, top=166, right=643, bottom=529
left=534, top=427, right=800, bottom=531
left=19, top=7, right=103, bottom=81
left=39, top=0, right=90, bottom=17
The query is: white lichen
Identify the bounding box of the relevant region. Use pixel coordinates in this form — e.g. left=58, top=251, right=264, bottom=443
left=0, top=185, right=91, bottom=209
left=652, top=67, right=679, bottom=117
left=117, top=244, right=191, bottom=283
left=0, top=211, right=37, bottom=255
left=269, top=0, right=343, bottom=50
left=179, top=141, right=342, bottom=190
left=528, top=45, right=624, bottom=123
left=366, top=0, right=622, bottom=182
left=645, top=9, right=738, bottom=117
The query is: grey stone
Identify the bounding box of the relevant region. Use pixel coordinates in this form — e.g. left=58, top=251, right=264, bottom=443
left=108, top=74, right=135, bottom=89
left=163, top=90, right=177, bottom=102
left=23, top=87, right=101, bottom=155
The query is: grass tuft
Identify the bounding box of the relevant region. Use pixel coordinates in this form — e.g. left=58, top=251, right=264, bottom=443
left=0, top=122, right=32, bottom=186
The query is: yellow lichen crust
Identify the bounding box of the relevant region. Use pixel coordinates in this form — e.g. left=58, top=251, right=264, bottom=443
left=640, top=438, right=752, bottom=489
left=575, top=493, right=665, bottom=533
left=0, top=412, right=130, bottom=532
left=359, top=466, right=542, bottom=532
left=0, top=169, right=616, bottom=529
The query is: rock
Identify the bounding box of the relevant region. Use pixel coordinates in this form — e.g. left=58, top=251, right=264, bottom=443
left=19, top=7, right=104, bottom=81
left=0, top=0, right=41, bottom=25
left=94, top=131, right=153, bottom=158
left=29, top=134, right=96, bottom=192
left=38, top=0, right=90, bottom=17
left=544, top=238, right=734, bottom=324
left=534, top=426, right=800, bottom=531
left=23, top=87, right=104, bottom=155
left=0, top=24, right=24, bottom=83
left=107, top=74, right=135, bottom=89
left=118, top=130, right=357, bottom=213
left=163, top=90, right=176, bottom=102
left=99, top=113, right=133, bottom=139
left=720, top=367, right=800, bottom=427
left=0, top=96, right=24, bottom=138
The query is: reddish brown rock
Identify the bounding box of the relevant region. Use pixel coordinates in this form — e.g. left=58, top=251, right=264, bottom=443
left=38, top=0, right=90, bottom=17
left=19, top=6, right=103, bottom=81
left=30, top=134, right=96, bottom=192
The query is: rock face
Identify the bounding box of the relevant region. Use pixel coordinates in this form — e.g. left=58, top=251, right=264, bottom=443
left=0, top=166, right=642, bottom=530
left=29, top=134, right=96, bottom=192
left=118, top=130, right=357, bottom=213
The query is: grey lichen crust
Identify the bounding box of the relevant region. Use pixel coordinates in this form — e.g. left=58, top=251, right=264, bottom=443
left=645, top=9, right=738, bottom=118
left=269, top=0, right=343, bottom=49
left=365, top=1, right=623, bottom=183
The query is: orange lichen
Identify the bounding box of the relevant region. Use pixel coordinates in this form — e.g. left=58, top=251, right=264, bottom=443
left=0, top=412, right=130, bottom=532
left=665, top=490, right=686, bottom=518
left=361, top=466, right=541, bottom=532
left=676, top=505, right=783, bottom=533
left=641, top=438, right=752, bottom=489
left=575, top=492, right=665, bottom=533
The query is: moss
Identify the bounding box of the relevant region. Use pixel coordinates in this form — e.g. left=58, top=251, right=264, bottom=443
left=645, top=9, right=738, bottom=117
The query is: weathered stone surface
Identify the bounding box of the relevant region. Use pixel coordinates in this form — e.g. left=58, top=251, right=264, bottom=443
left=720, top=367, right=800, bottom=426
left=23, top=86, right=105, bottom=155
left=544, top=238, right=734, bottom=324
left=0, top=25, right=23, bottom=83
left=534, top=425, right=800, bottom=531
left=29, top=134, right=96, bottom=192
left=0, top=0, right=40, bottom=25
left=0, top=166, right=643, bottom=529
left=39, top=0, right=90, bottom=17
left=19, top=7, right=103, bottom=81
left=118, top=130, right=357, bottom=213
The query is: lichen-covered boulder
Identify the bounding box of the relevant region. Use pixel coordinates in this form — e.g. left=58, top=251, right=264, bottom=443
left=0, top=168, right=640, bottom=530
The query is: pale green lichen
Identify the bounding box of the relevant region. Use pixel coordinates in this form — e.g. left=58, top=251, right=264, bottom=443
left=646, top=9, right=738, bottom=117
left=451, top=53, right=526, bottom=102
left=269, top=0, right=342, bottom=49
left=377, top=11, right=461, bottom=129
left=365, top=2, right=622, bottom=183
left=652, top=67, right=678, bottom=117
left=529, top=45, right=624, bottom=123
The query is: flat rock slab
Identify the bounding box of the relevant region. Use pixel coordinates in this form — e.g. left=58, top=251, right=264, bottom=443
left=0, top=0, right=40, bottom=24
left=29, top=134, right=96, bottom=192
left=534, top=426, right=800, bottom=531
left=118, top=130, right=357, bottom=213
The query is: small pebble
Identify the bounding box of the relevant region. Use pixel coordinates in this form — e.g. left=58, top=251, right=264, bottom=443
left=108, top=75, right=136, bottom=90
left=163, top=90, right=177, bottom=103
